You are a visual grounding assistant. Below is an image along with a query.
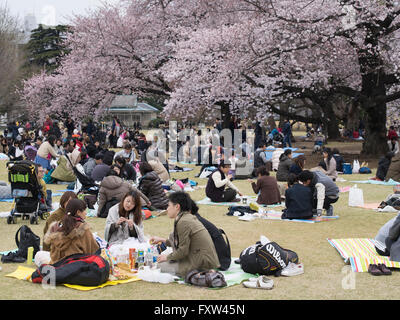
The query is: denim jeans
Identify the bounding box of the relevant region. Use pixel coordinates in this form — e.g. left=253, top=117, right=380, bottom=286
left=283, top=134, right=292, bottom=148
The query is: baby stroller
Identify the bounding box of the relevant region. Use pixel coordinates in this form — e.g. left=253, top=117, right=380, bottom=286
left=6, top=160, right=45, bottom=225
left=65, top=154, right=99, bottom=197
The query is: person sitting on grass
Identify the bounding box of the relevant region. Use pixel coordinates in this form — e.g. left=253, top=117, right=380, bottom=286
left=281, top=174, right=313, bottom=220
left=276, top=149, right=293, bottom=182
left=373, top=152, right=395, bottom=181
left=114, top=156, right=137, bottom=181
left=205, top=162, right=243, bottom=203
left=385, top=152, right=400, bottom=183
left=42, top=191, right=78, bottom=251
left=322, top=148, right=337, bottom=181
left=41, top=199, right=99, bottom=265
left=249, top=166, right=281, bottom=205
left=388, top=137, right=400, bottom=155
left=138, top=162, right=169, bottom=210
left=34, top=135, right=58, bottom=171
left=104, top=190, right=146, bottom=246
left=298, top=170, right=340, bottom=220
left=36, top=164, right=53, bottom=212
left=98, top=167, right=150, bottom=218
left=149, top=192, right=220, bottom=278
left=289, top=155, right=306, bottom=176
left=332, top=148, right=344, bottom=173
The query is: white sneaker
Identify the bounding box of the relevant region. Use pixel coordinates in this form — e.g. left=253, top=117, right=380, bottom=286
left=281, top=262, right=304, bottom=277
left=243, top=276, right=274, bottom=290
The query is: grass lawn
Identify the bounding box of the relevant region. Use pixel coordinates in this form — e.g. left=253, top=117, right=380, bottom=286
left=0, top=147, right=399, bottom=300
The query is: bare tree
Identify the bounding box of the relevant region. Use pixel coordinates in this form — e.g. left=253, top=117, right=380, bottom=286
left=0, top=4, right=24, bottom=114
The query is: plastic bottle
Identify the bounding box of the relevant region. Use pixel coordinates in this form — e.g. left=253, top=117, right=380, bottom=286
left=27, top=247, right=34, bottom=265
left=137, top=250, right=144, bottom=268
left=129, top=248, right=136, bottom=271
left=145, top=248, right=153, bottom=268
left=152, top=246, right=158, bottom=269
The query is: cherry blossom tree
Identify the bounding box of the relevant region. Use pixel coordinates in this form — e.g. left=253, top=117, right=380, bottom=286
left=21, top=0, right=400, bottom=154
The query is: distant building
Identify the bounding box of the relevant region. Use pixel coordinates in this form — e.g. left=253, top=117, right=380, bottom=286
left=19, top=14, right=38, bottom=44
left=107, top=95, right=159, bottom=127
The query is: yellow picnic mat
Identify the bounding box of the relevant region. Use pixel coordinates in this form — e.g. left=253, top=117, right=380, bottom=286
left=5, top=266, right=141, bottom=291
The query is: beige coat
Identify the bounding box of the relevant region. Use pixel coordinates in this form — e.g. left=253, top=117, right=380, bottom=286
left=166, top=211, right=220, bottom=278
left=148, top=159, right=169, bottom=182
left=44, top=221, right=99, bottom=264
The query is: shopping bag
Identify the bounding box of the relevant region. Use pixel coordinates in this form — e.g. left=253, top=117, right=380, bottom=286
left=348, top=185, right=364, bottom=207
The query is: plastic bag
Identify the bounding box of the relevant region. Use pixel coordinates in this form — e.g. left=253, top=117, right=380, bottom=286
left=352, top=160, right=360, bottom=174
left=348, top=185, right=364, bottom=207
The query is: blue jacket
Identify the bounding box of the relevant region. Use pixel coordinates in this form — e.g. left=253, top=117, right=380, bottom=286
left=282, top=122, right=291, bottom=136
left=284, top=183, right=313, bottom=219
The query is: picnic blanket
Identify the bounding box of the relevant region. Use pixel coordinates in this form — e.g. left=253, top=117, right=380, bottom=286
left=169, top=168, right=194, bottom=173
left=197, top=196, right=258, bottom=206
left=264, top=151, right=304, bottom=161
left=350, top=179, right=400, bottom=186
left=5, top=266, right=141, bottom=291
left=327, top=238, right=400, bottom=272
left=357, top=203, right=380, bottom=210
left=233, top=210, right=340, bottom=224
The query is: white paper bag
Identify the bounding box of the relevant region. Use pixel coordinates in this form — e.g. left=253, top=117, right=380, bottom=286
left=352, top=160, right=360, bottom=174
left=348, top=184, right=364, bottom=207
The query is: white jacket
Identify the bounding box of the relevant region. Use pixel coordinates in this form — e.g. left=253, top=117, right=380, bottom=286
left=272, top=148, right=284, bottom=171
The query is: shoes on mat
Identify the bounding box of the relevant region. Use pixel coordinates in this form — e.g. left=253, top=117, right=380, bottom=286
left=368, top=263, right=391, bottom=276
left=242, top=276, right=274, bottom=290
left=281, top=262, right=304, bottom=277
left=368, top=264, right=383, bottom=276
left=378, top=264, right=392, bottom=275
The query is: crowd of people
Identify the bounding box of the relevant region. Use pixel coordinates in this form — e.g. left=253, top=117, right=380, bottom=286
left=2, top=114, right=400, bottom=285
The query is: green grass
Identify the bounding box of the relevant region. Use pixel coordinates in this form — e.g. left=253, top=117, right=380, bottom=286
left=0, top=151, right=399, bottom=300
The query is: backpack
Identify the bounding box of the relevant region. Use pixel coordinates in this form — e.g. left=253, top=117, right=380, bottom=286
left=16, top=225, right=41, bottom=259
left=31, top=253, right=110, bottom=287
left=195, top=213, right=231, bottom=271
left=1, top=225, right=41, bottom=263
left=239, top=241, right=298, bottom=276
left=359, top=167, right=372, bottom=174
left=98, top=197, right=120, bottom=218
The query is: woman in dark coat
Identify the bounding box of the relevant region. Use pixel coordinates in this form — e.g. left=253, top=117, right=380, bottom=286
left=138, top=162, right=169, bottom=210
left=374, top=152, right=394, bottom=181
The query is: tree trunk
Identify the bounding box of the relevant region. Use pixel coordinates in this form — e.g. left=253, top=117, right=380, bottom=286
left=267, top=115, right=276, bottom=130
left=218, top=101, right=231, bottom=130
left=358, top=40, right=388, bottom=155
left=324, top=106, right=340, bottom=140
left=361, top=99, right=388, bottom=155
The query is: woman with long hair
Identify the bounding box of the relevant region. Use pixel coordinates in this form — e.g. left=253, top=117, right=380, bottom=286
left=43, top=199, right=99, bottom=264
left=322, top=148, right=337, bottom=181
left=104, top=190, right=146, bottom=245
left=289, top=155, right=306, bottom=176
